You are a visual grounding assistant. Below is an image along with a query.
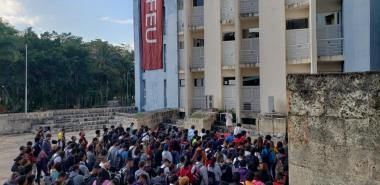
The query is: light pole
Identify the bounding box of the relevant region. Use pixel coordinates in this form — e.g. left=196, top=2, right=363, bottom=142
left=25, top=44, right=28, bottom=113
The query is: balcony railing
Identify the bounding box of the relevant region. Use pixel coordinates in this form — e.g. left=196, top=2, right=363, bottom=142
left=223, top=41, right=235, bottom=67
left=178, top=49, right=185, bottom=71
left=240, top=38, right=260, bottom=65
left=317, top=24, right=343, bottom=56
left=240, top=0, right=259, bottom=16
left=193, top=87, right=206, bottom=109
left=285, top=0, right=309, bottom=8
left=221, top=0, right=235, bottom=22
left=241, top=86, right=260, bottom=112
left=223, top=86, right=236, bottom=111
left=192, top=47, right=204, bottom=69
left=286, top=28, right=310, bottom=61
left=178, top=10, right=184, bottom=33
left=191, top=6, right=204, bottom=28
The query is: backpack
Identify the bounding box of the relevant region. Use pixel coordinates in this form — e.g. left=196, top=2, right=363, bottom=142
left=67, top=174, right=77, bottom=185
left=192, top=164, right=203, bottom=185
left=233, top=158, right=245, bottom=168
left=207, top=170, right=216, bottom=185
left=221, top=163, right=233, bottom=182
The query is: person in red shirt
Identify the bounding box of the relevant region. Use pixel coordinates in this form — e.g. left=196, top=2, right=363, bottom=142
left=178, top=160, right=194, bottom=183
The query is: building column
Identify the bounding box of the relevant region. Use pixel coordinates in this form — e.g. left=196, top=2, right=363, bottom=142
left=204, top=0, right=222, bottom=109
left=310, top=0, right=318, bottom=73
left=184, top=0, right=193, bottom=117
left=234, top=0, right=242, bottom=123
left=259, top=0, right=287, bottom=113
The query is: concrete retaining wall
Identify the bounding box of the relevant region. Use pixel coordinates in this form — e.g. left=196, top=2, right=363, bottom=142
left=287, top=72, right=380, bottom=185
left=115, top=109, right=179, bottom=129
left=0, top=107, right=136, bottom=134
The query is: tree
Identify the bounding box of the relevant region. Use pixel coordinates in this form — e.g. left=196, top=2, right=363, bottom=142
left=0, top=20, right=134, bottom=113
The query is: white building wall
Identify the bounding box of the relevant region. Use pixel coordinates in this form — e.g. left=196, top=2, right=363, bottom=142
left=259, top=0, right=287, bottom=113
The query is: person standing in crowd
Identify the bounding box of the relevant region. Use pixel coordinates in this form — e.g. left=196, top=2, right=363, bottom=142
left=7, top=123, right=289, bottom=185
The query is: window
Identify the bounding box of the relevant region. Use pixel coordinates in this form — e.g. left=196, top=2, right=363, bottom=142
left=163, top=44, right=167, bottom=72
left=223, top=77, right=236, bottom=86
left=142, top=80, right=146, bottom=106
left=164, top=80, right=167, bottom=107
left=178, top=0, right=184, bottom=10
left=193, top=78, right=203, bottom=87
left=242, top=28, right=259, bottom=39
left=179, top=79, right=185, bottom=87
left=243, top=76, right=260, bottom=86
left=223, top=32, right=235, bottom=41
left=325, top=14, right=335, bottom=25
left=286, top=18, right=309, bottom=30
left=193, top=0, right=204, bottom=7
left=193, top=38, right=204, bottom=47
left=179, top=41, right=184, bottom=49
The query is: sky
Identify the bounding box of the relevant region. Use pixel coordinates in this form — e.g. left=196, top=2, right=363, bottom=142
left=0, top=0, right=134, bottom=48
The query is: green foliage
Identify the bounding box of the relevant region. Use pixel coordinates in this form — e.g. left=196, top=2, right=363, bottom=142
left=0, top=20, right=134, bottom=113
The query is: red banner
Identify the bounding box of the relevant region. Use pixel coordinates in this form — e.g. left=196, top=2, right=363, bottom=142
left=140, top=0, right=163, bottom=70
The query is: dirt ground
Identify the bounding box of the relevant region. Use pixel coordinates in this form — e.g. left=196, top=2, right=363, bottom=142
left=0, top=130, right=96, bottom=183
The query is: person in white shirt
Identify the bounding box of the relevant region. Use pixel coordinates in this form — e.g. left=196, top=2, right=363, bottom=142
left=233, top=123, right=243, bottom=136
left=225, top=112, right=233, bottom=132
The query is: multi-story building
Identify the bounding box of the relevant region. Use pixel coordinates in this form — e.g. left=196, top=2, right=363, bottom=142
left=134, top=0, right=380, bottom=124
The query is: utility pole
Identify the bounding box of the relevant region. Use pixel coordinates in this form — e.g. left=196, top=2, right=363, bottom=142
left=126, top=72, right=129, bottom=106
left=25, top=44, right=28, bottom=113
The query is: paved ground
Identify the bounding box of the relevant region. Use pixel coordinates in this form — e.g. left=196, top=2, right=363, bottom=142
left=0, top=130, right=96, bottom=183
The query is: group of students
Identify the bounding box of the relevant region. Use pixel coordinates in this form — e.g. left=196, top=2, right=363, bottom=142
left=6, top=123, right=289, bottom=185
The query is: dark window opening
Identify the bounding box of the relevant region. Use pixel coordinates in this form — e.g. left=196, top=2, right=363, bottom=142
left=223, top=32, right=235, bottom=41
left=193, top=39, right=204, bottom=47
left=325, top=14, right=335, bottom=25
left=243, top=76, right=260, bottom=86
left=242, top=118, right=256, bottom=125
left=242, top=29, right=259, bottom=39
left=286, top=18, right=309, bottom=30
left=179, top=79, right=185, bottom=87
left=193, top=0, right=204, bottom=7
left=223, top=77, right=236, bottom=86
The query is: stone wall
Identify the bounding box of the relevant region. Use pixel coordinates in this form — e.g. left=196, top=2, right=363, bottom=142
left=287, top=72, right=380, bottom=185
left=183, top=111, right=218, bottom=131
left=0, top=107, right=136, bottom=134
left=115, top=109, right=179, bottom=129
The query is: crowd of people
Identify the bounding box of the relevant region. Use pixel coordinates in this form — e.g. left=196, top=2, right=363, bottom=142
left=6, top=122, right=289, bottom=185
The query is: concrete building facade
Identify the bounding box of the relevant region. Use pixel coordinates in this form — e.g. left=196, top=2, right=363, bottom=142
left=134, top=0, right=379, bottom=124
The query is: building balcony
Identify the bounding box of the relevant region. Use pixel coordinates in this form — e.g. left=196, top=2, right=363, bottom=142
left=222, top=41, right=235, bottom=67
left=221, top=0, right=235, bottom=23
left=178, top=49, right=185, bottom=72
left=223, top=86, right=236, bottom=111
left=286, top=28, right=310, bottom=64
left=190, top=6, right=204, bottom=30
left=317, top=24, right=344, bottom=60
left=178, top=10, right=184, bottom=33
left=193, top=87, right=206, bottom=109
left=240, top=38, right=260, bottom=67
left=241, top=86, right=260, bottom=113
left=240, top=0, right=259, bottom=18
left=191, top=47, right=204, bottom=70
left=285, top=0, right=309, bottom=9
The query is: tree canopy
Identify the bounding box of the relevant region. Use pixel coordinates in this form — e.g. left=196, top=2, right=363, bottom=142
left=0, top=19, right=134, bottom=113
